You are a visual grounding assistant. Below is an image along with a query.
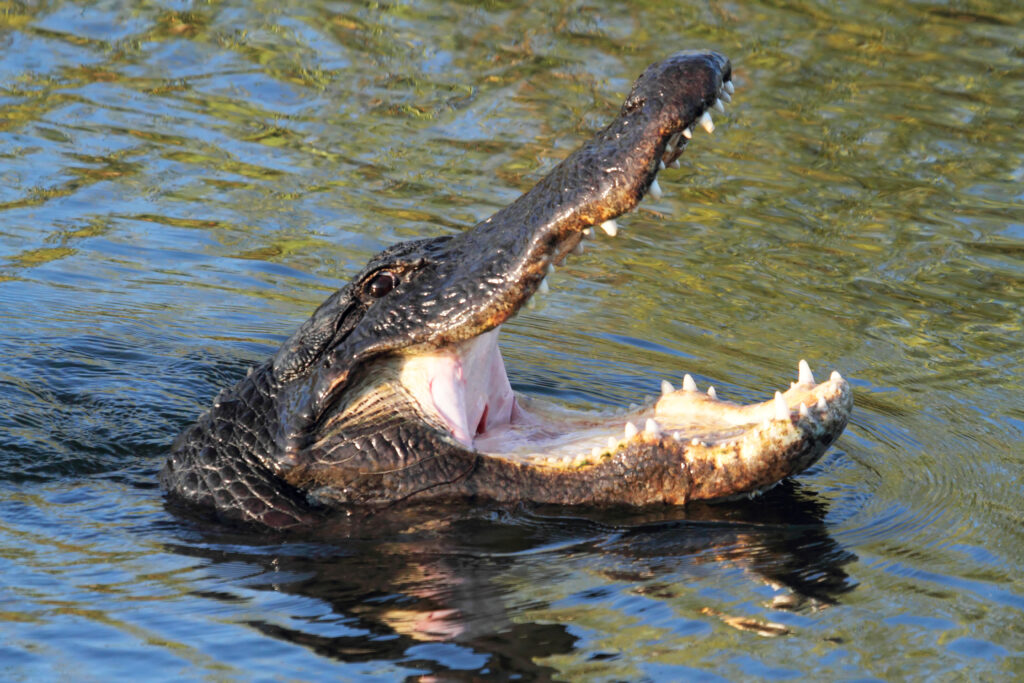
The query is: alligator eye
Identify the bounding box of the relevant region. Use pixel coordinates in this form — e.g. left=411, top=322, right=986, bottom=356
left=367, top=271, right=398, bottom=298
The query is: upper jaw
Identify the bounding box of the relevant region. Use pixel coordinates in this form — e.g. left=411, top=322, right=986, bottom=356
left=415, top=51, right=735, bottom=342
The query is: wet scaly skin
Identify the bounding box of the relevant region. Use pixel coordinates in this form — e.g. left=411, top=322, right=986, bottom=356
left=160, top=52, right=853, bottom=528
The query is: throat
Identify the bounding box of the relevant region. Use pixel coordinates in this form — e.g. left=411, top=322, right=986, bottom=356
left=399, top=328, right=519, bottom=448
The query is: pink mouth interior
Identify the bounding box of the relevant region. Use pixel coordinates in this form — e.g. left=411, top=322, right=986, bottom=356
left=401, top=328, right=522, bottom=447
left=396, top=324, right=849, bottom=467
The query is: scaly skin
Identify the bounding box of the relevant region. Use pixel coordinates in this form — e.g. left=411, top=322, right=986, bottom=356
left=160, top=52, right=853, bottom=528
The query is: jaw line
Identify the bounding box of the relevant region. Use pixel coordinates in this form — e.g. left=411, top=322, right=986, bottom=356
left=423, top=54, right=733, bottom=340
left=394, top=319, right=851, bottom=480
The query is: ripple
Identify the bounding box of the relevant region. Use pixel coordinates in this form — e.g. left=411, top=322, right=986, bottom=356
left=1, top=0, right=1023, bottom=679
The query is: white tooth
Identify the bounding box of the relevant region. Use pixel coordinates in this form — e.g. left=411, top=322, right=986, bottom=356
left=608, top=436, right=618, bottom=450
left=548, top=264, right=556, bottom=274
left=724, top=79, right=734, bottom=94
left=659, top=160, right=666, bottom=171
left=683, top=374, right=698, bottom=392
left=700, top=111, right=714, bottom=133
left=644, top=418, right=661, bottom=437
left=591, top=446, right=602, bottom=458
left=799, top=403, right=810, bottom=418
left=629, top=403, right=639, bottom=411
left=774, top=391, right=789, bottom=421
left=798, top=359, right=814, bottom=385
left=538, top=277, right=549, bottom=294
left=624, top=421, right=639, bottom=439
left=583, top=227, right=592, bottom=237
left=714, top=98, right=725, bottom=112
left=707, top=386, right=717, bottom=400
left=573, top=241, right=585, bottom=255
left=669, top=159, right=680, bottom=169
left=649, top=178, right=662, bottom=199
left=830, top=370, right=843, bottom=382
left=720, top=90, right=731, bottom=103
left=690, top=438, right=701, bottom=446
left=599, top=220, right=618, bottom=237
left=665, top=142, right=675, bottom=156
left=817, top=396, right=827, bottom=412
left=661, top=380, right=674, bottom=395
left=682, top=126, right=693, bottom=139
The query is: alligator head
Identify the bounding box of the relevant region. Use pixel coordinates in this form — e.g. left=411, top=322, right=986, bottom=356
left=161, top=51, right=853, bottom=528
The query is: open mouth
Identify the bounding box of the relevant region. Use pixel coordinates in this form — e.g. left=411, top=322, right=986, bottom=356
left=162, top=51, right=853, bottom=526
left=397, top=321, right=850, bottom=489
left=384, top=73, right=851, bottom=497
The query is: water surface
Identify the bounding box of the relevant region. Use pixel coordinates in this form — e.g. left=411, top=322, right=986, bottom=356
left=2, top=0, right=1022, bottom=679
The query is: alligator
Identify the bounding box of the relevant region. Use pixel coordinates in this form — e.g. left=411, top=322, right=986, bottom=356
left=160, top=51, right=853, bottom=528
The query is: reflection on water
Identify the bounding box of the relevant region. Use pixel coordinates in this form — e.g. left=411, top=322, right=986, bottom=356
left=1, top=0, right=1023, bottom=678
left=158, top=482, right=857, bottom=678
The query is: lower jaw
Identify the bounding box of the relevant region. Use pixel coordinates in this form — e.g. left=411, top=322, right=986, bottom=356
left=469, top=360, right=850, bottom=471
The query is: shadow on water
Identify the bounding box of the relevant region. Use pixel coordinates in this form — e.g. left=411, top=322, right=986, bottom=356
left=163, top=480, right=855, bottom=676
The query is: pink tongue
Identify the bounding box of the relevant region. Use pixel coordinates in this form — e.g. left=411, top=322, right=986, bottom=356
left=414, top=328, right=518, bottom=448
left=429, top=356, right=473, bottom=447
left=482, top=341, right=515, bottom=428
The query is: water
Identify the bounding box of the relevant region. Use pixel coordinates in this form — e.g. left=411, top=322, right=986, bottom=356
left=1, top=0, right=1022, bottom=678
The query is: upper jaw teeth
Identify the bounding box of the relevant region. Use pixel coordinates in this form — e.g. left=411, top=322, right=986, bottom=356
left=540, top=78, right=736, bottom=298
left=663, top=80, right=733, bottom=165
left=699, top=111, right=714, bottom=133
left=692, top=79, right=733, bottom=136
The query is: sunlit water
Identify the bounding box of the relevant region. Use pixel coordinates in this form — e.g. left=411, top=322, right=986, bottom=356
left=1, top=1, right=1022, bottom=679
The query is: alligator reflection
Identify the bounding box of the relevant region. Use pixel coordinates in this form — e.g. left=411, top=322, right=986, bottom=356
left=166, top=481, right=855, bottom=675
left=603, top=481, right=858, bottom=607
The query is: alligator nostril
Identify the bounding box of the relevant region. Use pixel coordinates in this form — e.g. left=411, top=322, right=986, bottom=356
left=623, top=96, right=645, bottom=114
